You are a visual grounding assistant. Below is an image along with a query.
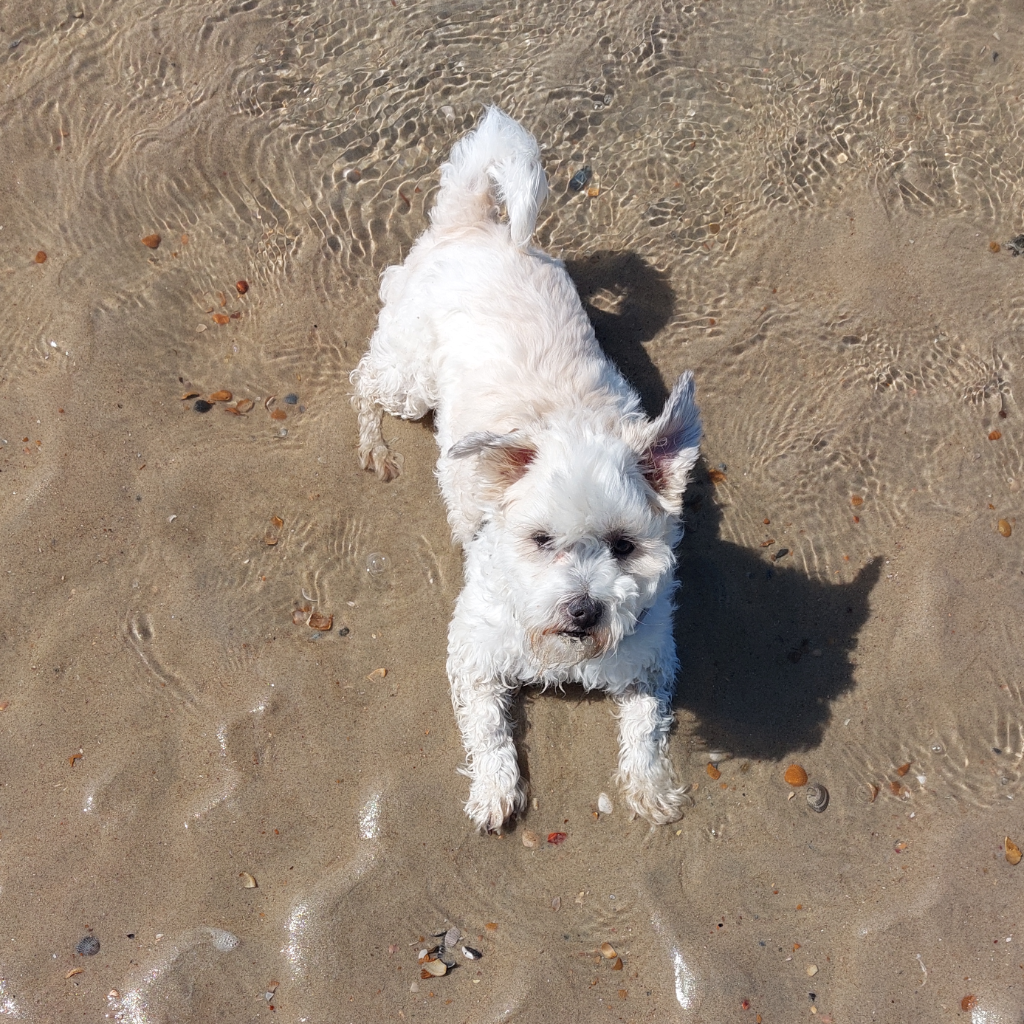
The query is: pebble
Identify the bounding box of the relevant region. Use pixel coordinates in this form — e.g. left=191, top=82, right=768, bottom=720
left=284, top=393, right=299, bottom=405
left=193, top=399, right=213, bottom=413
left=836, top=152, right=848, bottom=163
left=338, top=626, right=351, bottom=637
left=521, top=829, right=540, bottom=848
left=569, top=167, right=593, bottom=192
left=345, top=168, right=362, bottom=183
left=806, top=964, right=818, bottom=976
left=75, top=936, right=100, bottom=956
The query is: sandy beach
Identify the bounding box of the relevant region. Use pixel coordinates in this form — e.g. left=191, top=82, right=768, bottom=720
left=1, top=0, right=1023, bottom=1020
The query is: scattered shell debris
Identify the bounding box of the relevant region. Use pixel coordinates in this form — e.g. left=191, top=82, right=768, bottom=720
left=784, top=764, right=808, bottom=786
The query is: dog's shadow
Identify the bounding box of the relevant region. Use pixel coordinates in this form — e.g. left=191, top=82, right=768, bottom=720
left=562, top=250, right=881, bottom=761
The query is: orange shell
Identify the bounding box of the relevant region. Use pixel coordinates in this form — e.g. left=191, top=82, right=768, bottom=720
left=784, top=764, right=808, bottom=786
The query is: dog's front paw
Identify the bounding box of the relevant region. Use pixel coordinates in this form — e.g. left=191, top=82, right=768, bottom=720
left=620, top=780, right=688, bottom=825
left=360, top=443, right=404, bottom=482
left=465, top=777, right=527, bottom=833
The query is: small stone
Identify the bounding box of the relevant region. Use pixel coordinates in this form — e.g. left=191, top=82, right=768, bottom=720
left=284, top=393, right=299, bottom=405
left=193, top=400, right=213, bottom=413
left=338, top=627, right=351, bottom=637
left=806, top=964, right=818, bottom=976
left=522, top=829, right=540, bottom=848
left=141, top=233, right=161, bottom=249
left=75, top=936, right=100, bottom=956
left=836, top=152, right=848, bottom=163
left=569, top=167, right=593, bottom=192
left=345, top=168, right=362, bottom=183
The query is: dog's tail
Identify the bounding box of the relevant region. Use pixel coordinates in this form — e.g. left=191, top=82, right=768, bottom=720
left=430, top=106, right=548, bottom=248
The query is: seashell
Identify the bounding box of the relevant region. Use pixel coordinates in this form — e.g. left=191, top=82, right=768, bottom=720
left=569, top=167, right=593, bottom=192
left=209, top=390, right=232, bottom=402
left=706, top=762, right=721, bottom=780
left=784, top=764, right=808, bottom=786
left=308, top=612, right=333, bottom=631
left=463, top=946, right=482, bottom=960
left=239, top=872, right=258, bottom=888
left=896, top=762, right=911, bottom=776
left=612, top=957, right=623, bottom=970
left=597, top=792, right=613, bottom=814
left=707, top=750, right=731, bottom=764
left=236, top=280, right=249, bottom=294
left=600, top=942, right=616, bottom=959
left=141, top=234, right=160, bottom=249
left=806, top=783, right=829, bottom=812
left=421, top=959, right=446, bottom=977
left=76, top=935, right=100, bottom=956
left=1006, top=837, right=1022, bottom=865
left=521, top=829, right=540, bottom=848
left=998, top=519, right=1012, bottom=537
left=444, top=927, right=460, bottom=949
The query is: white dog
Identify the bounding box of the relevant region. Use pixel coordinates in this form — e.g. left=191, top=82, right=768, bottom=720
left=351, top=108, right=701, bottom=831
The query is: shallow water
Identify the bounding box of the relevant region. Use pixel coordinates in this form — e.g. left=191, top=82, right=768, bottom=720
left=1, top=0, right=1023, bottom=1020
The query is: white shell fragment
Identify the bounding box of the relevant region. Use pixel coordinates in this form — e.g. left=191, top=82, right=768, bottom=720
left=463, top=946, right=482, bottom=960
left=444, top=926, right=461, bottom=949
left=239, top=872, right=258, bottom=888
left=597, top=792, right=613, bottom=815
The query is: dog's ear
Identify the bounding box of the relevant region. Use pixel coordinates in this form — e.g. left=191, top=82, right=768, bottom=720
left=636, top=371, right=701, bottom=509
left=448, top=431, right=538, bottom=491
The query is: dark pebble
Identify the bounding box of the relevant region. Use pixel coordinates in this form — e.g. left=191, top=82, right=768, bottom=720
left=774, top=547, right=789, bottom=560
left=338, top=626, right=350, bottom=637
left=76, top=935, right=100, bottom=956
left=284, top=393, right=298, bottom=405
left=569, top=167, right=593, bottom=192
left=193, top=399, right=213, bottom=413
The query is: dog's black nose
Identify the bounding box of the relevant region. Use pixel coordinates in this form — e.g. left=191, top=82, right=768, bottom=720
left=567, top=595, right=603, bottom=630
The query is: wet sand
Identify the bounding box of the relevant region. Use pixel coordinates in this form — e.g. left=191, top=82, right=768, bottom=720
left=1, top=0, right=1023, bottom=1020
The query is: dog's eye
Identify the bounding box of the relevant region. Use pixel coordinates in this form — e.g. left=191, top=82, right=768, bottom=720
left=532, top=533, right=554, bottom=549
left=610, top=536, right=636, bottom=558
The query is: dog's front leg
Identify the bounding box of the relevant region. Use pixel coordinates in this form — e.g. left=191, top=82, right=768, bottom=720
left=450, top=669, right=525, bottom=832
left=613, top=677, right=687, bottom=824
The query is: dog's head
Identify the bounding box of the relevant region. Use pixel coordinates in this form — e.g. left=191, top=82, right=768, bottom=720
left=450, top=372, right=701, bottom=668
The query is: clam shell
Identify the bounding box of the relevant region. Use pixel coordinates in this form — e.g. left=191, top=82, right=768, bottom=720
left=806, top=782, right=829, bottom=812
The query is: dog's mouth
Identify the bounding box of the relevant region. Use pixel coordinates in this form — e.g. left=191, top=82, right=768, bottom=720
left=560, top=629, right=592, bottom=641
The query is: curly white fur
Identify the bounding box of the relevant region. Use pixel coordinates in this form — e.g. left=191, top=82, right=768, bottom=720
left=352, top=107, right=702, bottom=831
